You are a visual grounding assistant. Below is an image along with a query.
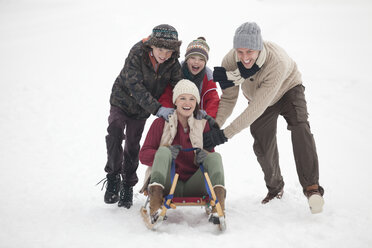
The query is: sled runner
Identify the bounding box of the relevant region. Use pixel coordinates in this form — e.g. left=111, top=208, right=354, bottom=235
left=140, top=148, right=226, bottom=231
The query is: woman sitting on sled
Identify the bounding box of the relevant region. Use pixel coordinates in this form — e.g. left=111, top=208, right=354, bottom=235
left=139, top=79, right=226, bottom=222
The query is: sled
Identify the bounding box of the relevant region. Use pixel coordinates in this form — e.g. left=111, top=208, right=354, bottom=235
left=140, top=153, right=226, bottom=231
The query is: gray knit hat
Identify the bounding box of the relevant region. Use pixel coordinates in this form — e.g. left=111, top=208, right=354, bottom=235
left=173, top=79, right=200, bottom=104
left=233, top=22, right=263, bottom=50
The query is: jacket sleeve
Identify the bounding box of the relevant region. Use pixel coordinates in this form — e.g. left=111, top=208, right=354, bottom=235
left=169, top=60, right=182, bottom=87
left=215, top=50, right=240, bottom=127
left=139, top=118, right=165, bottom=166
left=157, top=84, right=174, bottom=108
left=223, top=61, right=287, bottom=139
left=202, top=77, right=220, bottom=119
left=120, top=45, right=162, bottom=115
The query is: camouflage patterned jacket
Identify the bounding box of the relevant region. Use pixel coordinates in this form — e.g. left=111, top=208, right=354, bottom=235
left=110, top=40, right=182, bottom=120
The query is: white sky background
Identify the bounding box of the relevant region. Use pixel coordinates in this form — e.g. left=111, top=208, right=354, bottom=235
left=0, top=0, right=372, bottom=247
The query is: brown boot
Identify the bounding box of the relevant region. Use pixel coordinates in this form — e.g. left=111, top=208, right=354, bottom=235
left=148, top=184, right=164, bottom=216
left=212, top=186, right=226, bottom=213
left=261, top=188, right=284, bottom=204
left=304, top=184, right=324, bottom=214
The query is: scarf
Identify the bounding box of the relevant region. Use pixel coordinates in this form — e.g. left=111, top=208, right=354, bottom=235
left=181, top=62, right=205, bottom=93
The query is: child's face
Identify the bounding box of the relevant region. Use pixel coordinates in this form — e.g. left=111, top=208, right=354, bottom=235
left=186, top=55, right=206, bottom=75
left=151, top=46, right=174, bottom=64
left=175, top=94, right=197, bottom=118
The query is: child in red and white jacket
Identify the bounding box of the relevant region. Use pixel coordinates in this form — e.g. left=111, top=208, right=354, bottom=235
left=158, top=37, right=220, bottom=118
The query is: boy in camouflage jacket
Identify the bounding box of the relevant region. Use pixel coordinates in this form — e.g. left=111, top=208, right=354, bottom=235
left=103, top=24, right=182, bottom=209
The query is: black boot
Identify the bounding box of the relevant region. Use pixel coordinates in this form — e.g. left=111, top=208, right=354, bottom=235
left=118, top=182, right=133, bottom=209
left=103, top=174, right=121, bottom=204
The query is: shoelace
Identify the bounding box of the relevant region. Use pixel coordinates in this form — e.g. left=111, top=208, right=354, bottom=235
left=96, top=177, right=120, bottom=192
left=96, top=178, right=108, bottom=191
left=120, top=185, right=133, bottom=201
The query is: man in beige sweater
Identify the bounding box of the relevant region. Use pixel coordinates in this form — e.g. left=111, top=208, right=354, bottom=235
left=203, top=22, right=324, bottom=214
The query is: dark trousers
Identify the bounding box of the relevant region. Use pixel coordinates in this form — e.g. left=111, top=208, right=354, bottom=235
left=104, top=105, right=146, bottom=187
left=250, top=85, right=320, bottom=193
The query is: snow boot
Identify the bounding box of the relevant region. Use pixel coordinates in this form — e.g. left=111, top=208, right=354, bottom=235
left=261, top=187, right=284, bottom=204
left=305, top=184, right=324, bottom=214
left=148, top=184, right=164, bottom=216
left=118, top=182, right=133, bottom=209
left=212, top=186, right=226, bottom=213
left=208, top=186, right=227, bottom=231
left=103, top=173, right=121, bottom=204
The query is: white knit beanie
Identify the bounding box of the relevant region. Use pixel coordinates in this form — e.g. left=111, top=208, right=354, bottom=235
left=172, top=79, right=200, bottom=104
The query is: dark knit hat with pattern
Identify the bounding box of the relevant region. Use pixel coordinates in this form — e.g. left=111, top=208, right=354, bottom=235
left=185, top=37, right=210, bottom=62
left=148, top=24, right=182, bottom=51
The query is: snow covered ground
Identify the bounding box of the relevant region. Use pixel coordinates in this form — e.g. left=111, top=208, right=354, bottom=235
left=1, top=0, right=372, bottom=247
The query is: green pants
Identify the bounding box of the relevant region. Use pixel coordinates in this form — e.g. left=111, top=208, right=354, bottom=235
left=150, top=147, right=225, bottom=197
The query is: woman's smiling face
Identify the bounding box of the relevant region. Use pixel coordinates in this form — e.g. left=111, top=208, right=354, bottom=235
left=175, top=93, right=197, bottom=118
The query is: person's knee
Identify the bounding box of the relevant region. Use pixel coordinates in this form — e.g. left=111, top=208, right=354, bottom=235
left=154, top=147, right=172, bottom=162
left=253, top=140, right=264, bottom=157
left=150, top=171, right=165, bottom=184
left=157, top=146, right=171, bottom=156
left=204, top=152, right=224, bottom=175
left=107, top=121, right=124, bottom=139
left=287, top=122, right=310, bottom=132
left=205, top=152, right=222, bottom=164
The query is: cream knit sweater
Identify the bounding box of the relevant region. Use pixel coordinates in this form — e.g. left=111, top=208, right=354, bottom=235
left=216, top=41, right=302, bottom=139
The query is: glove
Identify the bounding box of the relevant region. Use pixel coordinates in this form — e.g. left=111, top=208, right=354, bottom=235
left=204, top=115, right=220, bottom=129
left=156, top=107, right=174, bottom=122
left=203, top=128, right=228, bottom=150
left=195, top=148, right=208, bottom=165
left=213, top=67, right=235, bottom=90
left=226, top=68, right=245, bottom=85
left=168, top=145, right=182, bottom=160
left=213, top=67, right=228, bottom=81
left=196, top=109, right=207, bottom=120
left=218, top=80, right=235, bottom=90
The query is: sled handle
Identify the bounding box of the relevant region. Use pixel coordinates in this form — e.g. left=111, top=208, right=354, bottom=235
left=203, top=172, right=224, bottom=218
left=160, top=173, right=179, bottom=217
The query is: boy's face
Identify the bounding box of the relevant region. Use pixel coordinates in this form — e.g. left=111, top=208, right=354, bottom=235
left=186, top=55, right=206, bottom=75
left=151, top=46, right=173, bottom=64
left=236, top=48, right=260, bottom=69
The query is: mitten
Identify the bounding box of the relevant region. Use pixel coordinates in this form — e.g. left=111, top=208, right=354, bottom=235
left=213, top=67, right=228, bottom=81
left=156, top=107, right=174, bottom=121
left=226, top=68, right=245, bottom=85
left=168, top=145, right=182, bottom=160
left=196, top=109, right=207, bottom=120
left=203, top=128, right=228, bottom=150
left=195, top=148, right=208, bottom=165
left=218, top=80, right=235, bottom=90
left=213, top=67, right=235, bottom=89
